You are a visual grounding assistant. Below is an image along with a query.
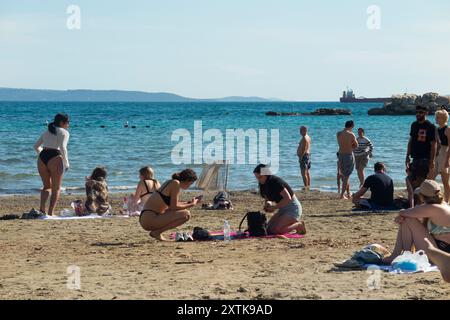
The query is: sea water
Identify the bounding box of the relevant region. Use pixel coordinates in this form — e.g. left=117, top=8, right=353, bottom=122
left=0, top=101, right=415, bottom=195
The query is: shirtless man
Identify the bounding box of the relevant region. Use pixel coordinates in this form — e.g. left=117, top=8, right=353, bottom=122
left=297, top=126, right=311, bottom=190
left=337, top=121, right=358, bottom=199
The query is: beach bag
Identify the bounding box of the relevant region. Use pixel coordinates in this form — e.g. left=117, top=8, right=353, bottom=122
left=391, top=250, right=431, bottom=272
left=213, top=191, right=232, bottom=210
left=192, top=227, right=212, bottom=241
left=238, top=211, right=268, bottom=237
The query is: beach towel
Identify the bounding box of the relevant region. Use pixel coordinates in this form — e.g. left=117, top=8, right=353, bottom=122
left=351, top=208, right=399, bottom=214
left=170, top=230, right=304, bottom=241
left=40, top=214, right=130, bottom=220
left=363, top=264, right=439, bottom=274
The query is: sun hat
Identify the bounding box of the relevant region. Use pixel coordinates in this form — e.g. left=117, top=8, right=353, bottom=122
left=418, top=180, right=441, bottom=197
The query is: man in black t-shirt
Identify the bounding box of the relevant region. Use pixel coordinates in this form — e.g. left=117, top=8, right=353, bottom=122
left=352, top=162, right=394, bottom=210
left=405, top=105, right=437, bottom=207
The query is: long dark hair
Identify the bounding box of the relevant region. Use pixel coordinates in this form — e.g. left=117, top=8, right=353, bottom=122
left=90, top=167, right=107, bottom=181
left=172, top=169, right=197, bottom=182
left=253, top=164, right=271, bottom=198
left=48, top=113, right=69, bottom=135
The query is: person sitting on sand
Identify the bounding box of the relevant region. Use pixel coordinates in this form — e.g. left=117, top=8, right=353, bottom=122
left=337, top=121, right=358, bottom=200
left=424, top=237, right=450, bottom=283
left=128, top=166, right=160, bottom=212
left=139, top=169, right=200, bottom=241
left=85, top=167, right=111, bottom=215
left=382, top=180, right=450, bottom=265
left=253, top=164, right=306, bottom=235
left=352, top=162, right=394, bottom=210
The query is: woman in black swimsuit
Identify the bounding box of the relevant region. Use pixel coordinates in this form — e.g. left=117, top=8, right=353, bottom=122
left=129, top=166, right=160, bottom=212
left=34, top=113, right=70, bottom=215
left=140, top=169, right=200, bottom=241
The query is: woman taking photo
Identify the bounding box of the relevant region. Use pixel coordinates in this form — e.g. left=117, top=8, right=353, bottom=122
left=140, top=169, right=200, bottom=241
left=34, top=113, right=70, bottom=215
left=253, top=164, right=306, bottom=235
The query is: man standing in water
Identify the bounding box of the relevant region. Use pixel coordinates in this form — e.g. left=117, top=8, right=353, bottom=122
left=337, top=121, right=358, bottom=199
left=406, top=105, right=437, bottom=207
left=297, top=126, right=311, bottom=190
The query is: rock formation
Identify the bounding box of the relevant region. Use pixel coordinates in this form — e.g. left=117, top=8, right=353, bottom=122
left=266, top=108, right=351, bottom=116
left=368, top=93, right=450, bottom=115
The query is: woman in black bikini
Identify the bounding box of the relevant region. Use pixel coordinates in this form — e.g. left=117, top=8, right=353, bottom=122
left=140, top=169, right=200, bottom=241
left=34, top=113, right=70, bottom=215
left=129, top=166, right=160, bottom=212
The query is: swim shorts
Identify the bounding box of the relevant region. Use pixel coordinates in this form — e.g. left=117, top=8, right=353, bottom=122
left=338, top=153, right=355, bottom=177
left=299, top=153, right=311, bottom=170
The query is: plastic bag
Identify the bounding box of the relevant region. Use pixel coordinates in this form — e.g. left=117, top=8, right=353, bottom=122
left=391, top=250, right=431, bottom=272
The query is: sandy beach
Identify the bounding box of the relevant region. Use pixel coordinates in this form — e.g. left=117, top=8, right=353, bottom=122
left=0, top=190, right=448, bottom=300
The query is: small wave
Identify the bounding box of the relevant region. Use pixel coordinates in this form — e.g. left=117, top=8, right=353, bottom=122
left=0, top=158, right=25, bottom=164
left=0, top=172, right=38, bottom=179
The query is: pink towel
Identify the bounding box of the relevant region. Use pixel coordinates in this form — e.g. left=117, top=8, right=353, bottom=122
left=170, top=230, right=305, bottom=241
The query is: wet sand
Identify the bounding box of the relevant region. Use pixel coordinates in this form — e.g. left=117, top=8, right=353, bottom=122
left=0, top=190, right=448, bottom=300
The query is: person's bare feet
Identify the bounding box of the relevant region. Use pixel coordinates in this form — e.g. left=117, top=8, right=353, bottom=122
left=149, top=231, right=167, bottom=241
left=339, top=194, right=348, bottom=200
left=296, top=220, right=307, bottom=235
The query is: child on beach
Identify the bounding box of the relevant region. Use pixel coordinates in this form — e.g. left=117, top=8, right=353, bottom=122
left=85, top=167, right=111, bottom=215
left=128, top=166, right=160, bottom=213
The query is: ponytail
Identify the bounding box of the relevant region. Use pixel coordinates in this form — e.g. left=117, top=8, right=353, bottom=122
left=48, top=113, right=69, bottom=135
left=48, top=122, right=57, bottom=135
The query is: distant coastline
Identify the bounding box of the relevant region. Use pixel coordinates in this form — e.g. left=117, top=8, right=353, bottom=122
left=0, top=87, right=278, bottom=103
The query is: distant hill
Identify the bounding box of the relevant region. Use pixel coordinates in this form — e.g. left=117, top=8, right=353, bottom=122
left=0, top=87, right=275, bottom=102
left=214, top=96, right=274, bottom=102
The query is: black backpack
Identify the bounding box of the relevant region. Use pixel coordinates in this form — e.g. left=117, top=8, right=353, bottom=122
left=192, top=227, right=212, bottom=241
left=238, top=211, right=268, bottom=237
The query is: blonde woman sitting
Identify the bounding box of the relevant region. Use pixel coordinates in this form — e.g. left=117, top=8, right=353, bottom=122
left=129, top=166, right=160, bottom=213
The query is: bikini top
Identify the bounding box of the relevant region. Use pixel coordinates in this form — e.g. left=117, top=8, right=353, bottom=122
left=140, top=180, right=155, bottom=199
left=157, top=181, right=172, bottom=206
left=428, top=219, right=450, bottom=235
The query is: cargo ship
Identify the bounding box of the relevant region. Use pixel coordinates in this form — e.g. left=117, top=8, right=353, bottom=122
left=340, top=88, right=391, bottom=103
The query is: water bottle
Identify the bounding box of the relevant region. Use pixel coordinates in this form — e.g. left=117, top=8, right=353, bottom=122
left=223, top=220, right=231, bottom=242
left=123, top=196, right=129, bottom=215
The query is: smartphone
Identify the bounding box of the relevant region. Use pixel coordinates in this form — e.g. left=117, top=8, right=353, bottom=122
left=195, top=195, right=204, bottom=201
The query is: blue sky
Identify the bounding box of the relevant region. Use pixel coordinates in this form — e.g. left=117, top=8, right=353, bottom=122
left=1, top=0, right=449, bottom=100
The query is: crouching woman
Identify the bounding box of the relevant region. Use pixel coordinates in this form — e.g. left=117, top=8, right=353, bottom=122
left=139, top=169, right=200, bottom=241
left=253, top=164, right=306, bottom=235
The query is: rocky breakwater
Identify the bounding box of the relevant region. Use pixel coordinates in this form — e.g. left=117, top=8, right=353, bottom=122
left=266, top=108, right=351, bottom=116
left=368, top=93, right=450, bottom=115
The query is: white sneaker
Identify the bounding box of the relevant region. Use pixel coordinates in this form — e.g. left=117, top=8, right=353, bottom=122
left=175, top=232, right=185, bottom=242
left=184, top=232, right=194, bottom=242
